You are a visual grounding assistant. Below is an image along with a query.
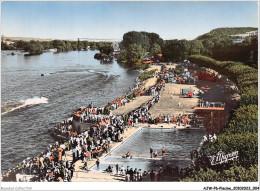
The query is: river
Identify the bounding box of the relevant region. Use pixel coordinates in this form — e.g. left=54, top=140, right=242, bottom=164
left=1, top=50, right=139, bottom=172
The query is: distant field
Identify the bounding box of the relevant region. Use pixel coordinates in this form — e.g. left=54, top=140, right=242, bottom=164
left=2, top=36, right=122, bottom=42
left=2, top=36, right=53, bottom=42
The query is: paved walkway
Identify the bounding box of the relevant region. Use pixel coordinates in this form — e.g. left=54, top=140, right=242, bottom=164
left=112, top=96, right=153, bottom=115
left=149, top=84, right=199, bottom=117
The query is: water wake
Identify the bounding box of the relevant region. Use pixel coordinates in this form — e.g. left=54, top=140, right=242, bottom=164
left=1, top=97, right=48, bottom=115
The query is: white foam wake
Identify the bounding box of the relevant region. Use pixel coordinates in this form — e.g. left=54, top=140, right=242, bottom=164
left=2, top=97, right=48, bottom=115
left=22, top=96, right=48, bottom=106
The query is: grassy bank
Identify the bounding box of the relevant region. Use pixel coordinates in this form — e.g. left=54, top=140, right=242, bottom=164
left=138, top=69, right=155, bottom=81
left=181, top=55, right=258, bottom=182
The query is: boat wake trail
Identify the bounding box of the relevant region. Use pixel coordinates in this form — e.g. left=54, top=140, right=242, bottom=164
left=1, top=96, right=49, bottom=115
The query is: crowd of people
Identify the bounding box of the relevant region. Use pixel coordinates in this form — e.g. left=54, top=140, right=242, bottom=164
left=1, top=140, right=74, bottom=182
left=2, top=64, right=215, bottom=182
left=159, top=66, right=195, bottom=85
left=103, top=164, right=192, bottom=182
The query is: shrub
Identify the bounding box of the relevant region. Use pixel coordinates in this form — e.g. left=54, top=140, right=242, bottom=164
left=104, top=106, right=110, bottom=115
left=181, top=165, right=258, bottom=182
left=138, top=70, right=155, bottom=81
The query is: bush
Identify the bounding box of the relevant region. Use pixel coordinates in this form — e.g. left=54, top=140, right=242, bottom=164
left=104, top=106, right=110, bottom=115
left=127, top=94, right=135, bottom=100
left=202, top=133, right=258, bottom=166
left=181, top=165, right=258, bottom=182
left=138, top=70, right=155, bottom=81
left=224, top=104, right=258, bottom=134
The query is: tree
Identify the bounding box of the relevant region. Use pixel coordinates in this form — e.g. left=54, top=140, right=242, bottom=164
left=81, top=41, right=89, bottom=50
left=14, top=40, right=29, bottom=50
left=189, top=40, right=204, bottom=55
left=1, top=42, right=16, bottom=50
left=118, top=43, right=145, bottom=67
left=122, top=31, right=155, bottom=50
left=149, top=43, right=161, bottom=57
left=98, top=43, right=112, bottom=55
left=52, top=40, right=66, bottom=52
left=41, top=41, right=53, bottom=50
left=25, top=40, right=44, bottom=55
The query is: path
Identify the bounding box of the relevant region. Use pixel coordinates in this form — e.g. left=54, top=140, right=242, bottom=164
left=149, top=83, right=199, bottom=117
left=112, top=96, right=153, bottom=115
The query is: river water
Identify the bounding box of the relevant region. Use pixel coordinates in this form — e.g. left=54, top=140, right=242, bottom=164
left=1, top=50, right=139, bottom=172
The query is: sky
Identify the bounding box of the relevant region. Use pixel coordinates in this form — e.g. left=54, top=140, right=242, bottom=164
left=1, top=1, right=259, bottom=40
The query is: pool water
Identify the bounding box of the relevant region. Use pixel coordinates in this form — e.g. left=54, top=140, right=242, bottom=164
left=97, top=128, right=205, bottom=172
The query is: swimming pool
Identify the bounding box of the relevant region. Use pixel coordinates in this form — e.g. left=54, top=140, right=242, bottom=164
left=97, top=128, right=205, bottom=172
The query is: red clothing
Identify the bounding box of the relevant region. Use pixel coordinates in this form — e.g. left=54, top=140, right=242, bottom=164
left=50, top=156, right=54, bottom=162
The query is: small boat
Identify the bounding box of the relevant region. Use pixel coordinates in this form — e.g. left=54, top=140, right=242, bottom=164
left=41, top=74, right=44, bottom=76
left=11, top=52, right=15, bottom=56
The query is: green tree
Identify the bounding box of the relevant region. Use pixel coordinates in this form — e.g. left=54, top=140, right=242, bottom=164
left=118, top=43, right=145, bottom=67
left=123, top=31, right=151, bottom=50
left=52, top=40, right=66, bottom=52
left=189, top=40, right=204, bottom=55
left=25, top=40, right=44, bottom=55
left=149, top=43, right=161, bottom=57
left=98, top=43, right=112, bottom=55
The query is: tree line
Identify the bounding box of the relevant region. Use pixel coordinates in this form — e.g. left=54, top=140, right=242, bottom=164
left=1, top=39, right=112, bottom=56
left=162, top=28, right=258, bottom=68
left=117, top=27, right=258, bottom=69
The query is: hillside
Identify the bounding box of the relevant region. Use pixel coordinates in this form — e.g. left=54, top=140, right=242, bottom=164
left=196, top=27, right=257, bottom=40
left=1, top=36, right=53, bottom=42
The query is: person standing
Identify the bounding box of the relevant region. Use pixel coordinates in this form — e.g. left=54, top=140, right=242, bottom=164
left=154, top=151, right=158, bottom=158
left=116, top=164, right=119, bottom=174
left=96, top=159, right=100, bottom=170
left=69, top=164, right=74, bottom=179
left=178, top=101, right=181, bottom=108
left=129, top=168, right=134, bottom=181
left=157, top=170, right=161, bottom=182
left=162, top=147, right=166, bottom=157
left=150, top=148, right=153, bottom=158
left=150, top=170, right=155, bottom=181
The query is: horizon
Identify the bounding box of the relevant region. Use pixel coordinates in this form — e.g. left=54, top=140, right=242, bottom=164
left=1, top=26, right=259, bottom=42
left=1, top=1, right=259, bottom=40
